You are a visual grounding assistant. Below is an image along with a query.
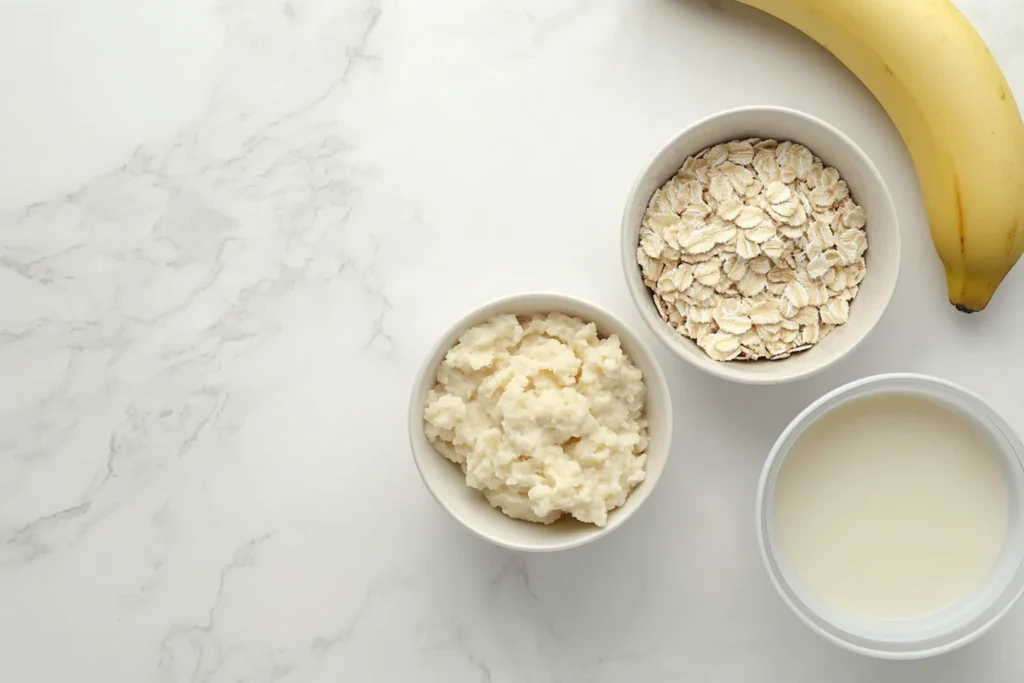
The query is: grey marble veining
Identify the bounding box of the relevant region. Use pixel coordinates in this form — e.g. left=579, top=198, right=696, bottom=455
left=3, top=0, right=1024, bottom=681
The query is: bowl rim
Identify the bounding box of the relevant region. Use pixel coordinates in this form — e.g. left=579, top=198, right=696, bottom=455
left=407, top=291, right=674, bottom=552
left=755, top=373, right=1024, bottom=659
left=620, top=105, right=901, bottom=385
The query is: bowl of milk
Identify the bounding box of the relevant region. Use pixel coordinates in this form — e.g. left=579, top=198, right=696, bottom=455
left=757, top=373, right=1024, bottom=659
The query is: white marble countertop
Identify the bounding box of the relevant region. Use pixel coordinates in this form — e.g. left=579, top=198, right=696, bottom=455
left=3, top=0, right=1024, bottom=680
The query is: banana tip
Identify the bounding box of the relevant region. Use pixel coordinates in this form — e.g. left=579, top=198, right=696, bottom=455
left=953, top=303, right=979, bottom=314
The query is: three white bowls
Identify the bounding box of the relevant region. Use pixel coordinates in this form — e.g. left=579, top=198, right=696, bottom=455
left=621, top=106, right=902, bottom=384
left=408, top=293, right=673, bottom=552
left=757, top=374, right=1024, bottom=659
left=407, top=106, right=1024, bottom=659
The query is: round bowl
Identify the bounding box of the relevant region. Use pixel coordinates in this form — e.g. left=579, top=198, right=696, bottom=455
left=757, top=374, right=1024, bottom=659
left=621, top=106, right=901, bottom=384
left=408, top=293, right=673, bottom=552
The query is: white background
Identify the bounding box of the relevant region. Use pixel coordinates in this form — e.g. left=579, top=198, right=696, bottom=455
left=2, top=0, right=1024, bottom=680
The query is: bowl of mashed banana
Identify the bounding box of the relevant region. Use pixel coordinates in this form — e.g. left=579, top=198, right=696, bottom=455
left=408, top=293, right=673, bottom=552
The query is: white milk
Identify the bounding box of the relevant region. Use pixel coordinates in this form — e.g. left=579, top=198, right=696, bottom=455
left=774, top=393, right=1008, bottom=619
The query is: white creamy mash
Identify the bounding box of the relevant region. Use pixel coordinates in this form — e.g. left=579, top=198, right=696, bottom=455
left=423, top=313, right=649, bottom=527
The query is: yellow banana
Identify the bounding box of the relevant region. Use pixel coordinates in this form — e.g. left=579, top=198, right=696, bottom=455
left=735, top=0, right=1024, bottom=312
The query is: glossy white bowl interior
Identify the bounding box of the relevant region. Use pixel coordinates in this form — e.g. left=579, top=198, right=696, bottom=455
left=621, top=106, right=901, bottom=384
left=757, top=374, right=1024, bottom=659
left=408, top=293, right=673, bottom=552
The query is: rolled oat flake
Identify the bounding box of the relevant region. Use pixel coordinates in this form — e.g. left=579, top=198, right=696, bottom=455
left=636, top=138, right=868, bottom=362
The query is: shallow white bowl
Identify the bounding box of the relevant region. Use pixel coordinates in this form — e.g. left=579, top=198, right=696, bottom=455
left=621, top=106, right=901, bottom=384
left=408, top=293, right=673, bottom=552
left=757, top=374, right=1024, bottom=659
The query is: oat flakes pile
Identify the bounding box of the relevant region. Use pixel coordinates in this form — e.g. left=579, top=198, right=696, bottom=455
left=636, top=139, right=868, bottom=361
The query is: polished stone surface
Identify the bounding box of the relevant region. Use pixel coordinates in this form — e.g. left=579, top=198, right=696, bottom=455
left=3, top=0, right=1024, bottom=680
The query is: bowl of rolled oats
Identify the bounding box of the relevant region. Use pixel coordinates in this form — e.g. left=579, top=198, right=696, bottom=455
left=621, top=106, right=900, bottom=384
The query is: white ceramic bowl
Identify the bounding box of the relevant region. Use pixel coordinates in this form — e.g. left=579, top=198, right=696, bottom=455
left=408, top=293, right=673, bottom=552
left=757, top=374, right=1024, bottom=659
left=621, top=106, right=901, bottom=384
